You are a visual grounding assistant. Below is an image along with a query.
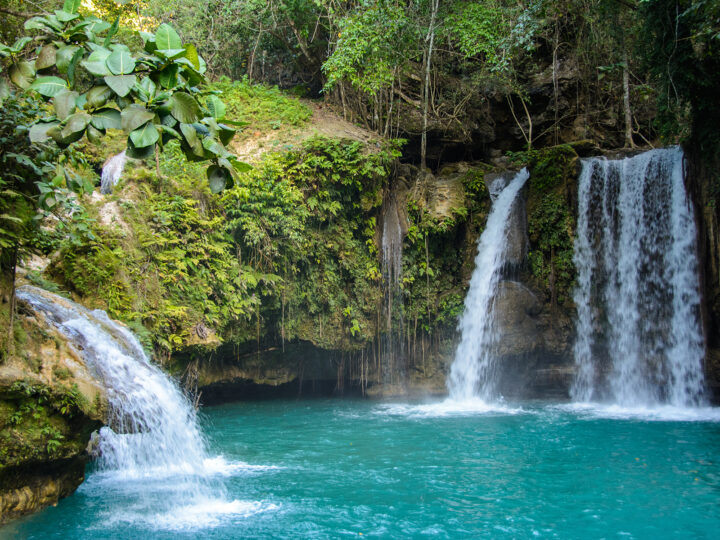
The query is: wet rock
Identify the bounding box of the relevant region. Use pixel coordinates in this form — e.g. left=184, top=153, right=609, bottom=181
left=494, top=281, right=542, bottom=356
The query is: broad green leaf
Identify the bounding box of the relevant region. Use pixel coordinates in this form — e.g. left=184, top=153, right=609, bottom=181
left=86, top=85, right=112, bottom=108
left=11, top=37, right=32, bottom=53
left=51, top=122, right=84, bottom=147
left=35, top=44, right=57, bottom=70
left=160, top=112, right=177, bottom=127
left=84, top=18, right=111, bottom=34
left=29, top=121, right=60, bottom=143
left=0, top=79, right=9, bottom=105
left=155, top=48, right=187, bottom=60
left=87, top=124, right=104, bottom=144
left=109, top=44, right=130, bottom=54
left=155, top=23, right=182, bottom=50
left=24, top=17, right=58, bottom=32
left=158, top=64, right=178, bottom=89
left=82, top=49, right=112, bottom=76
left=158, top=124, right=180, bottom=139
left=56, top=45, right=80, bottom=73
left=126, top=138, right=155, bottom=159
left=218, top=157, right=239, bottom=180
left=29, top=76, right=68, bottom=97
left=104, top=17, right=120, bottom=48
left=179, top=123, right=203, bottom=156
left=91, top=108, right=121, bottom=130
left=206, top=95, right=226, bottom=120
left=60, top=112, right=91, bottom=138
left=104, top=74, right=136, bottom=97
left=136, top=76, right=156, bottom=101
left=55, top=9, right=79, bottom=23
left=232, top=160, right=252, bottom=173
left=67, top=48, right=84, bottom=88
left=169, top=92, right=200, bottom=123
left=217, top=123, right=236, bottom=145
left=53, top=90, right=79, bottom=120
left=63, top=0, right=82, bottom=14
left=221, top=119, right=249, bottom=127
left=207, top=165, right=230, bottom=193
left=183, top=44, right=200, bottom=70
left=129, top=122, right=159, bottom=148
left=9, top=61, right=35, bottom=89
left=106, top=49, right=135, bottom=75
left=121, top=105, right=155, bottom=132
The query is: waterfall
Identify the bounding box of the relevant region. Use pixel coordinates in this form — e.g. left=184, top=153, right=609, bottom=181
left=101, top=150, right=127, bottom=194
left=447, top=169, right=529, bottom=401
left=571, top=147, right=706, bottom=407
left=379, top=193, right=405, bottom=385
left=16, top=286, right=265, bottom=529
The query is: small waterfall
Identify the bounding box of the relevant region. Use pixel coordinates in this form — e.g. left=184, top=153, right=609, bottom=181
left=16, top=286, right=264, bottom=528
left=101, top=150, right=127, bottom=194
left=571, top=147, right=706, bottom=407
left=447, top=169, right=529, bottom=401
left=379, top=192, right=405, bottom=385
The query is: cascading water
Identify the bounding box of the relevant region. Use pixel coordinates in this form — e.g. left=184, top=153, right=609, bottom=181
left=379, top=193, right=405, bottom=384
left=16, top=285, right=274, bottom=529
left=447, top=169, right=529, bottom=402
left=571, top=147, right=706, bottom=407
left=100, top=150, right=127, bottom=194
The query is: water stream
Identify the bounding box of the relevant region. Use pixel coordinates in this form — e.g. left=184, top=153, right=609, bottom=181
left=571, top=147, right=706, bottom=407
left=14, top=286, right=271, bottom=529
left=446, top=169, right=529, bottom=402
left=100, top=150, right=127, bottom=194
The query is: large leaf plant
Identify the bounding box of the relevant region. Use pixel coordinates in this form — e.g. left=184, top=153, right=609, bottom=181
left=0, top=0, right=249, bottom=196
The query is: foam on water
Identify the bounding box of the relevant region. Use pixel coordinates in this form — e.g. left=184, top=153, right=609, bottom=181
left=554, top=402, right=720, bottom=422
left=375, top=399, right=524, bottom=418
left=98, top=499, right=279, bottom=531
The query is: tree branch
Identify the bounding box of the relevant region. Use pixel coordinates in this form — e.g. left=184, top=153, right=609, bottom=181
left=0, top=7, right=38, bottom=18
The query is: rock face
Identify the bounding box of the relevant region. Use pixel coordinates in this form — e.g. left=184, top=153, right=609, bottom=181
left=0, top=301, right=108, bottom=524
left=686, top=145, right=720, bottom=401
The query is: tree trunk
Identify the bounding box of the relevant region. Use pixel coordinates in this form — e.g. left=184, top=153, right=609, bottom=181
left=421, top=0, right=439, bottom=171
left=623, top=50, right=635, bottom=148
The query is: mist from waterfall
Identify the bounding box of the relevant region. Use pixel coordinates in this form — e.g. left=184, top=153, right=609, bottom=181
left=447, top=169, right=529, bottom=402
left=571, top=147, right=706, bottom=407
left=16, top=286, right=274, bottom=529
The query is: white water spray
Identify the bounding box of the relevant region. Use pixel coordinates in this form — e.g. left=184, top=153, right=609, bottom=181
left=447, top=169, right=529, bottom=401
left=571, top=147, right=706, bottom=407
left=16, top=286, right=274, bottom=529
left=101, top=150, right=127, bottom=194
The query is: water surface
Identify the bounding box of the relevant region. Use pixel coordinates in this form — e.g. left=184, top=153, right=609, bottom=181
left=4, top=399, right=720, bottom=539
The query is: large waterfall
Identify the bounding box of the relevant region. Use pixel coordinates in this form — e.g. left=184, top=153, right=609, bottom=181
left=447, top=170, right=529, bottom=401
left=16, top=286, right=271, bottom=529
left=571, top=147, right=706, bottom=407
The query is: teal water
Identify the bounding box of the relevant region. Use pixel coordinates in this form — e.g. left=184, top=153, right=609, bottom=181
left=3, top=400, right=720, bottom=539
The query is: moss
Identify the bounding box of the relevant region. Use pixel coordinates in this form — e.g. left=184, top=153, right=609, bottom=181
left=0, top=381, right=97, bottom=470
left=519, top=145, right=580, bottom=306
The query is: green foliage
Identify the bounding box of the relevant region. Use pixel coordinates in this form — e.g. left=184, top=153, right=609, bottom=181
left=0, top=379, right=92, bottom=466
left=323, top=3, right=415, bottom=96
left=0, top=5, right=246, bottom=200
left=522, top=145, right=579, bottom=304
left=639, top=0, right=720, bottom=144
left=53, top=133, right=400, bottom=354
left=210, top=78, right=311, bottom=137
